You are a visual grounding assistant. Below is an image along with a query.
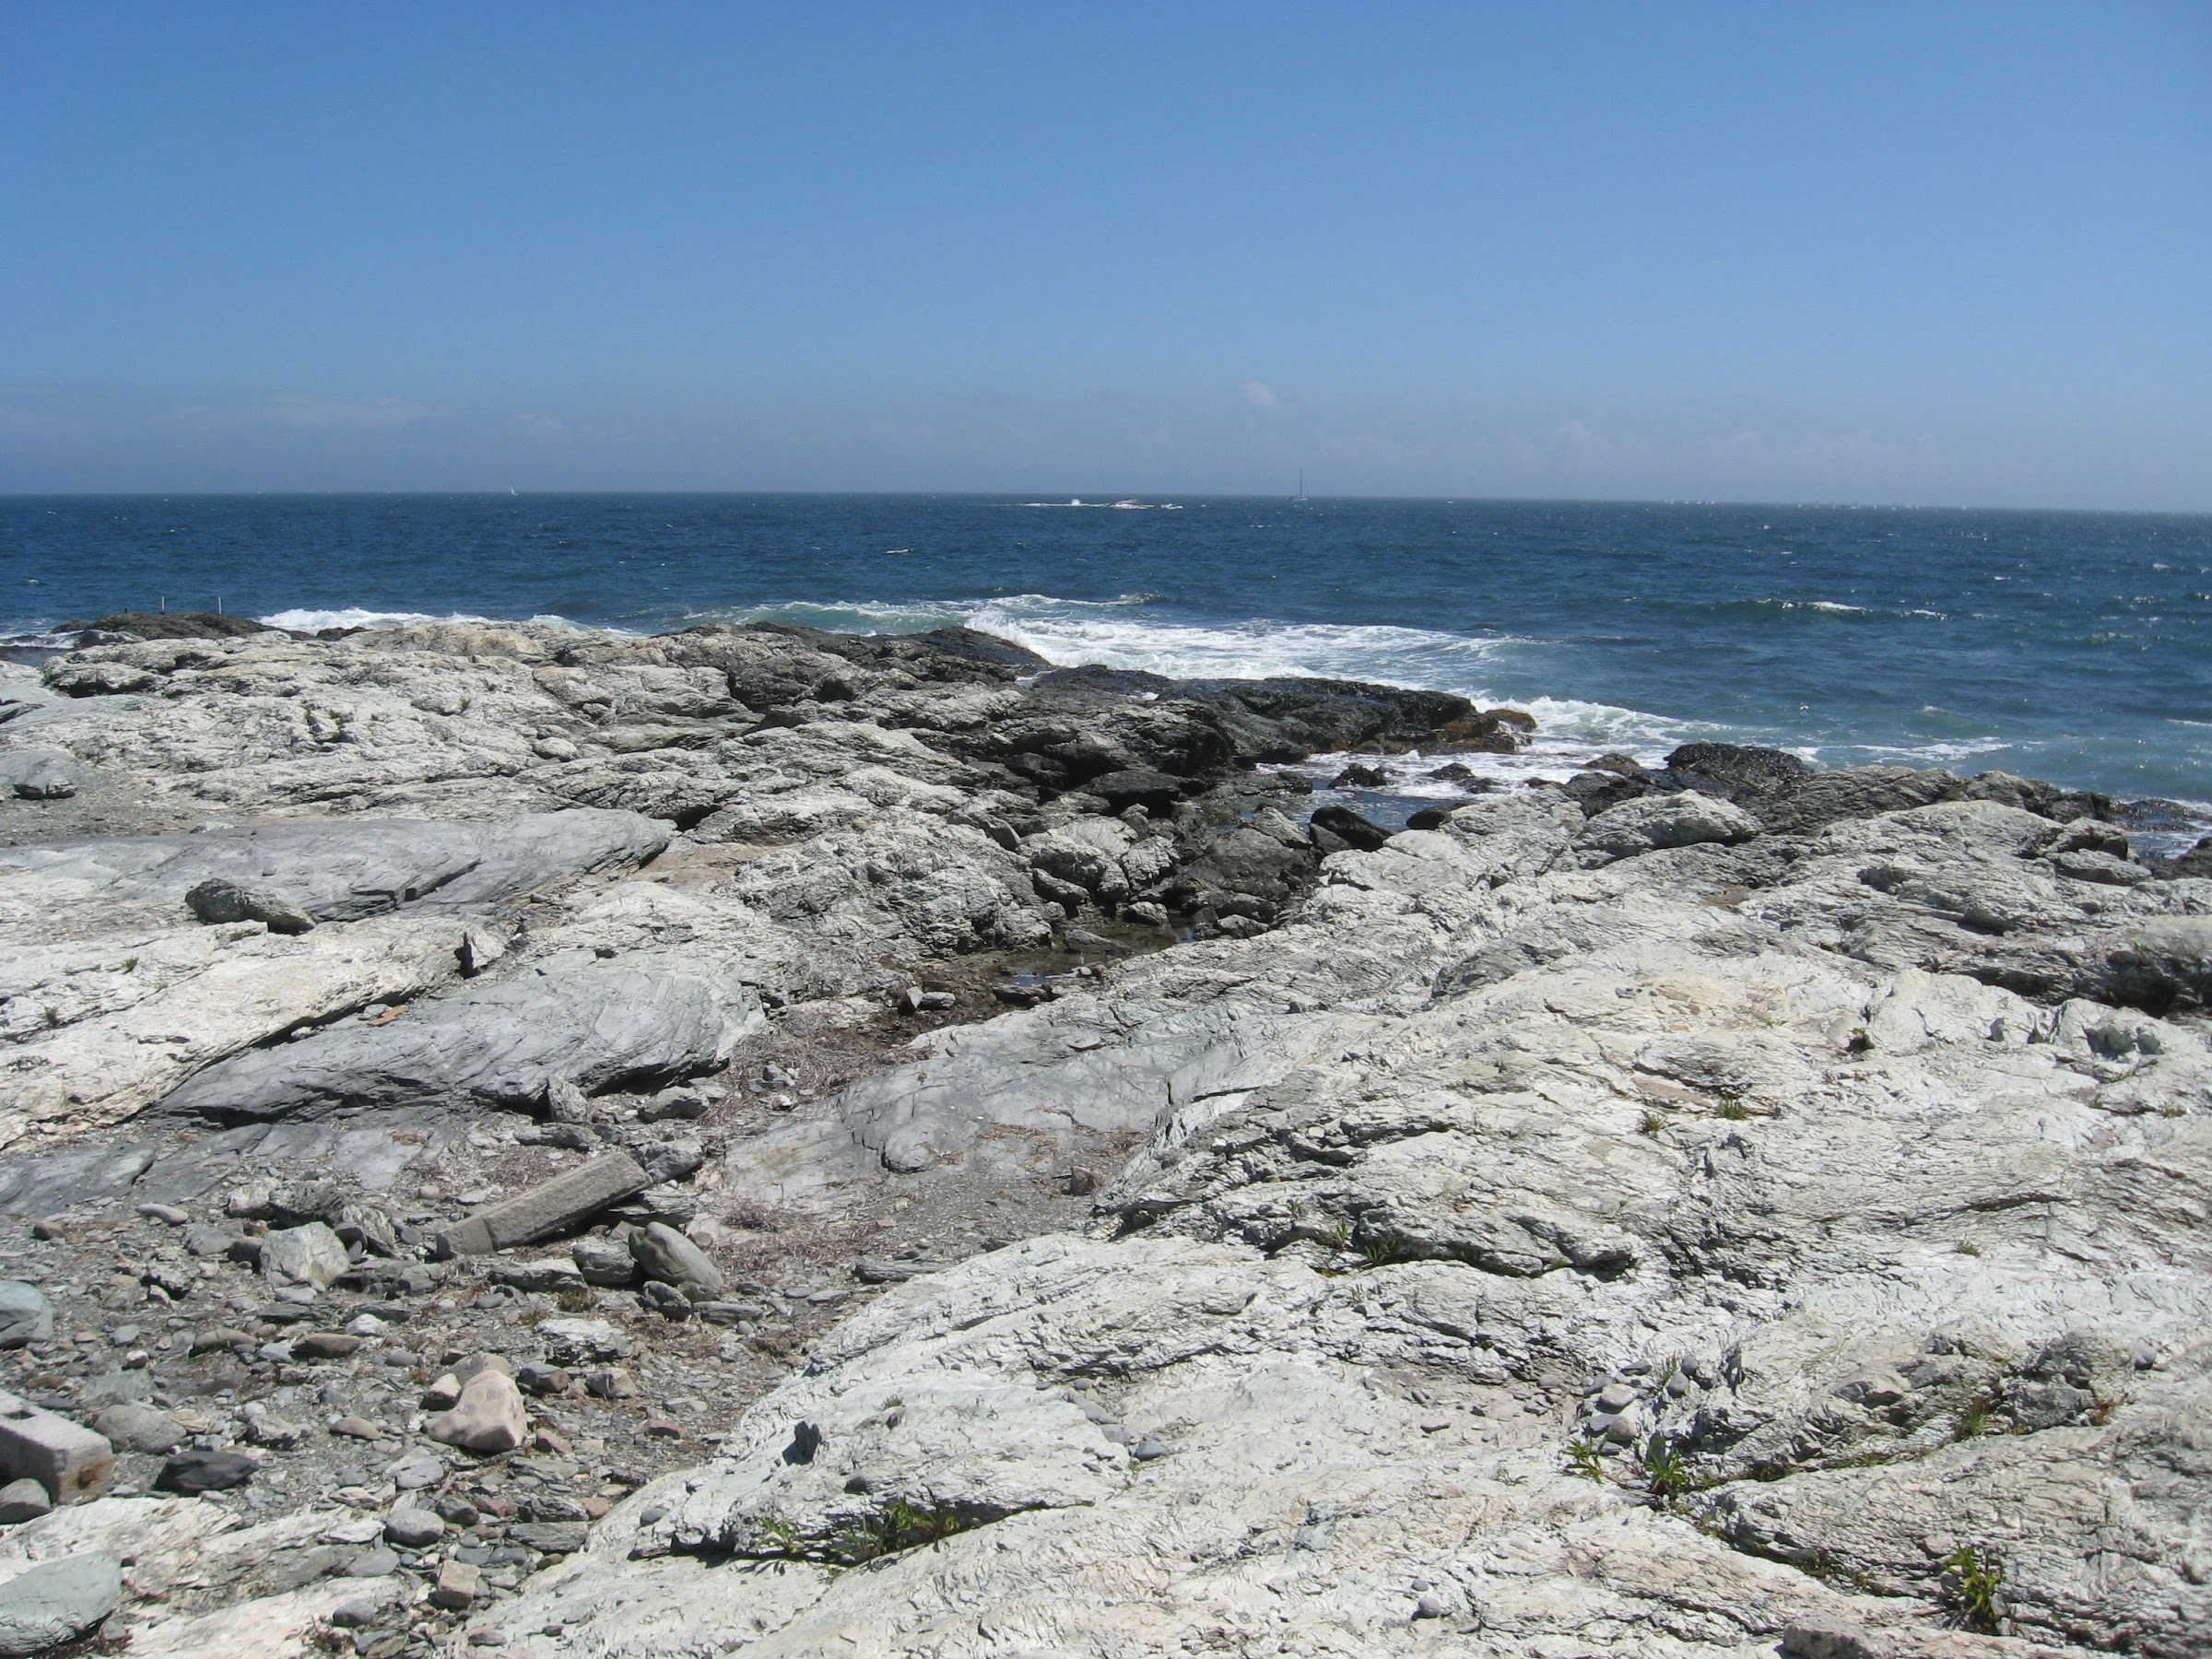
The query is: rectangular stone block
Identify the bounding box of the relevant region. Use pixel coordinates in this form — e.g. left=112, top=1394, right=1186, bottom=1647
left=436, top=1150, right=649, bottom=1256
left=0, top=1391, right=112, bottom=1503
left=431, top=1558, right=480, bottom=1608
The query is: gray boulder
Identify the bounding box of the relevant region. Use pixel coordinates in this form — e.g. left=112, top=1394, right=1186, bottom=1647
left=1574, top=791, right=1762, bottom=865
left=161, top=956, right=760, bottom=1122
left=0, top=1285, right=52, bottom=1349
left=630, top=1222, right=724, bottom=1299
left=0, top=1478, right=49, bottom=1524
left=90, top=1403, right=184, bottom=1453
left=184, top=877, right=316, bottom=935
left=0, top=1552, right=122, bottom=1655
left=260, top=1221, right=350, bottom=1288
left=571, top=1236, right=637, bottom=1288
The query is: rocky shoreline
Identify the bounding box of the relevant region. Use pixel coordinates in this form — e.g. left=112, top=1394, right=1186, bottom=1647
left=0, top=613, right=2205, bottom=1656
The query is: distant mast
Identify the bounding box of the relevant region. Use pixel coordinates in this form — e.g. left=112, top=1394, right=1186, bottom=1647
left=1292, top=468, right=1309, bottom=504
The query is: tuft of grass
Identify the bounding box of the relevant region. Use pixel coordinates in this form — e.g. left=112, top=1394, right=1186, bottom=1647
left=1566, top=1437, right=1608, bottom=1482
left=1941, top=1545, right=2004, bottom=1632
left=1639, top=1112, right=1666, bottom=1135
left=1320, top=1219, right=1353, bottom=1252
left=755, top=1515, right=802, bottom=1556
left=1954, top=1241, right=1982, bottom=1257
left=1359, top=1236, right=1405, bottom=1269
left=754, top=1499, right=977, bottom=1566
left=1715, top=1100, right=1751, bottom=1122
left=1954, top=1395, right=1995, bottom=1441
left=1641, top=1436, right=1692, bottom=1503
left=554, top=1286, right=596, bottom=1312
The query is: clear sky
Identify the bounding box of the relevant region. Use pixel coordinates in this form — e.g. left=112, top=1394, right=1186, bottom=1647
left=3, top=2, right=2207, bottom=506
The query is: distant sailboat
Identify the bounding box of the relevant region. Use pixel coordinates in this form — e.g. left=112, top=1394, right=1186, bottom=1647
left=1292, top=469, right=1309, bottom=503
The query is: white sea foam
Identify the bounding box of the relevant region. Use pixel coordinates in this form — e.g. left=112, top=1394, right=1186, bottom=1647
left=259, top=606, right=587, bottom=633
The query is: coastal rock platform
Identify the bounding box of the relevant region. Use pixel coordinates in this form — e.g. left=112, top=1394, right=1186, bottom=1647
left=0, top=617, right=2202, bottom=1656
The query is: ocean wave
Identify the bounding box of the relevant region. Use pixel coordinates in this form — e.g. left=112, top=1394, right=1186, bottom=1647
left=0, top=626, right=77, bottom=651
left=957, top=595, right=1526, bottom=686
left=700, top=599, right=969, bottom=635
left=1015, top=499, right=1183, bottom=510
left=259, top=606, right=587, bottom=633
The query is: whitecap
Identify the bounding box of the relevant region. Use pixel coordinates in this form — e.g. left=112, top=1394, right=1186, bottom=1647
left=259, top=606, right=588, bottom=633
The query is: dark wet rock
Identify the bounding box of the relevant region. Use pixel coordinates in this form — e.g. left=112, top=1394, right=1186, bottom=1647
left=1086, top=769, right=1189, bottom=813
left=156, top=1448, right=258, bottom=1493
left=1658, top=743, right=2119, bottom=838
left=1329, top=763, right=1390, bottom=789
left=71, top=611, right=268, bottom=644
left=1308, top=805, right=1393, bottom=853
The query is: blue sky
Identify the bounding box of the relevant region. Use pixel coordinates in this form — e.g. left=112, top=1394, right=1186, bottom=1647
left=3, top=3, right=2207, bottom=505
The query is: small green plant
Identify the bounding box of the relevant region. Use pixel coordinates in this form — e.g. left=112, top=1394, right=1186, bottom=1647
left=554, top=1285, right=595, bottom=1312
left=1320, top=1219, right=1352, bottom=1252
left=1954, top=1395, right=1995, bottom=1441
left=1942, top=1545, right=2004, bottom=1632
left=1715, top=1100, right=1750, bottom=1122
left=1641, top=1436, right=1692, bottom=1503
left=1566, top=1436, right=1608, bottom=1482
left=1639, top=1111, right=1665, bottom=1135
left=1954, top=1241, right=1982, bottom=1257
left=1359, top=1236, right=1403, bottom=1268
left=758, top=1500, right=975, bottom=1565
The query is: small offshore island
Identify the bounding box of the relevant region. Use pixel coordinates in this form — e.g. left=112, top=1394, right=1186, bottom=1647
left=0, top=610, right=2205, bottom=1657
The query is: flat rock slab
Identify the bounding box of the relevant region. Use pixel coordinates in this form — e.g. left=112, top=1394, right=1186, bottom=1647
left=162, top=956, right=761, bottom=1121
left=0, top=1552, right=122, bottom=1656
left=438, top=1150, right=650, bottom=1256
left=0, top=808, right=669, bottom=934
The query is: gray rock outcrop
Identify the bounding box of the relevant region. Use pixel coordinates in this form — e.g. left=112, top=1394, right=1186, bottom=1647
left=0, top=619, right=2203, bottom=1656
left=0, top=1552, right=122, bottom=1655
left=161, top=955, right=762, bottom=1121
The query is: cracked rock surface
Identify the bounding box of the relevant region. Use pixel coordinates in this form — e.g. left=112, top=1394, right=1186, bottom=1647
left=0, top=617, right=2204, bottom=1656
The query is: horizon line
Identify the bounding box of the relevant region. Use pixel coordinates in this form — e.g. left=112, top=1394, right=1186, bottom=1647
left=2, top=488, right=2207, bottom=518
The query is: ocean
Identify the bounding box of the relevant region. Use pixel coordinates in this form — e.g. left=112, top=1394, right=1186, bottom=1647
left=4, top=493, right=2207, bottom=839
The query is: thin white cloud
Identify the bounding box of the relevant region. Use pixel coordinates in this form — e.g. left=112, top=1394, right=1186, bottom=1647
left=1240, top=381, right=1282, bottom=412
left=152, top=395, right=448, bottom=435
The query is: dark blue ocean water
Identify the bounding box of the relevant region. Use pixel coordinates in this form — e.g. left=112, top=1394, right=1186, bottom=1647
left=3, top=494, right=2206, bottom=818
